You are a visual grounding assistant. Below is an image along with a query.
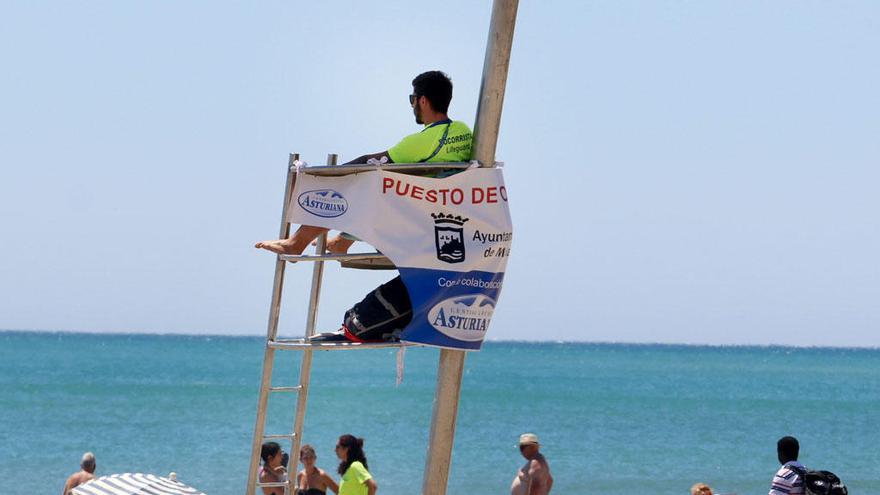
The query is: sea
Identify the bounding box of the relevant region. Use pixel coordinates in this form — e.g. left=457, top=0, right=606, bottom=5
left=1, top=331, right=878, bottom=495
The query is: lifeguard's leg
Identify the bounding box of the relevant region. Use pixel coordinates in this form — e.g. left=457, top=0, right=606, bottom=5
left=254, top=225, right=328, bottom=255
left=326, top=235, right=355, bottom=254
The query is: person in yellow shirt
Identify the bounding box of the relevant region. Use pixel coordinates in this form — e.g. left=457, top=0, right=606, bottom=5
left=335, top=434, right=377, bottom=495
left=255, top=70, right=473, bottom=256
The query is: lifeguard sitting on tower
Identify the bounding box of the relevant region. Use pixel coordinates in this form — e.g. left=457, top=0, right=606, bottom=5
left=256, top=70, right=510, bottom=349
left=256, top=70, right=481, bottom=344
left=255, top=70, right=473, bottom=258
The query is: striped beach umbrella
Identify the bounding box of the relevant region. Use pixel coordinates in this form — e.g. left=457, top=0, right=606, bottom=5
left=71, top=473, right=206, bottom=495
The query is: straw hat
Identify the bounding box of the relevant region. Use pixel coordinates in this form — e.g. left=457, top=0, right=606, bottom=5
left=518, top=433, right=540, bottom=446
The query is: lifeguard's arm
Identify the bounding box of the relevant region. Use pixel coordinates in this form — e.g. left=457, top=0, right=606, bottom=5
left=365, top=477, right=378, bottom=495
left=527, top=460, right=547, bottom=495
left=344, top=151, right=392, bottom=165
left=321, top=470, right=340, bottom=494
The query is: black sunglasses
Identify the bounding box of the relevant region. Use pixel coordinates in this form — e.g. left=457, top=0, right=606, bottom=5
left=409, top=94, right=420, bottom=105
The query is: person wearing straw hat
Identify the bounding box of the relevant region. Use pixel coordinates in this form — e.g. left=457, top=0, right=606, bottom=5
left=62, top=452, right=96, bottom=495
left=510, top=433, right=553, bottom=495
left=690, top=482, right=714, bottom=495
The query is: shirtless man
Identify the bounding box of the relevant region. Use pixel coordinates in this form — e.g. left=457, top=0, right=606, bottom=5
left=61, top=452, right=96, bottom=495
left=511, top=433, right=553, bottom=495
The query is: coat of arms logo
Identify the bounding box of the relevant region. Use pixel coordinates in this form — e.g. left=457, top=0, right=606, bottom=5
left=432, top=212, right=469, bottom=263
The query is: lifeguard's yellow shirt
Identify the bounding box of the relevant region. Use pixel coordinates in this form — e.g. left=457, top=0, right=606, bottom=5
left=387, top=119, right=473, bottom=163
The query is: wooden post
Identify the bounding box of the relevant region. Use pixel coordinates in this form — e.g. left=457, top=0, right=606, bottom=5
left=421, top=1, right=518, bottom=494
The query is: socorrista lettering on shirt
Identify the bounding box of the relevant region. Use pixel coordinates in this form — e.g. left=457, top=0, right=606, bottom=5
left=388, top=120, right=473, bottom=163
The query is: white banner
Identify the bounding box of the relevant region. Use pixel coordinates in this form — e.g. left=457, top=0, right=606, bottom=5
left=288, top=167, right=513, bottom=350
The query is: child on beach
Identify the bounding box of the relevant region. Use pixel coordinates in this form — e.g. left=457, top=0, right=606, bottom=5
left=296, top=444, right=339, bottom=495
left=335, top=434, right=378, bottom=495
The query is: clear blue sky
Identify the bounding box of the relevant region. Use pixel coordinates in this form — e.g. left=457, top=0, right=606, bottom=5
left=1, top=1, right=877, bottom=346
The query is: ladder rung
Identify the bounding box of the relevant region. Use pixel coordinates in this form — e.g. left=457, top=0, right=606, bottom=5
left=279, top=251, right=388, bottom=263
left=263, top=433, right=296, bottom=440
left=268, top=339, right=416, bottom=351
left=269, top=386, right=302, bottom=393
left=256, top=482, right=289, bottom=488
left=300, top=161, right=472, bottom=177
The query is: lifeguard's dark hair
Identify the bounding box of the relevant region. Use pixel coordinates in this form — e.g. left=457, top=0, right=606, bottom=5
left=777, top=436, right=799, bottom=463
left=261, top=441, right=281, bottom=464
left=413, top=71, right=453, bottom=114
left=336, top=434, right=369, bottom=475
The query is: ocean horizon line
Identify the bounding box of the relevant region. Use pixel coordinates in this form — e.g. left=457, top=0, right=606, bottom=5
left=3, top=327, right=877, bottom=351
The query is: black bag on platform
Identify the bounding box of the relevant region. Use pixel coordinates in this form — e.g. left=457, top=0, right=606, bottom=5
left=342, top=276, right=413, bottom=342
left=789, top=465, right=848, bottom=495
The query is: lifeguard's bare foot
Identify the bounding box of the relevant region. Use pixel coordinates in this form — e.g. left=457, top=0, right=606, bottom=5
left=254, top=238, right=308, bottom=255
left=255, top=225, right=329, bottom=256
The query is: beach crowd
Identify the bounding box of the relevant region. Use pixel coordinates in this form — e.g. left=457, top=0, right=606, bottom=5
left=254, top=432, right=551, bottom=495
left=62, top=434, right=848, bottom=494
left=60, top=66, right=847, bottom=495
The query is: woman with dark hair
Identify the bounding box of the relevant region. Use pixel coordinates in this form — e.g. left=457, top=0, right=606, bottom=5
left=259, top=441, right=287, bottom=495
left=335, top=434, right=377, bottom=495
left=296, top=444, right=339, bottom=495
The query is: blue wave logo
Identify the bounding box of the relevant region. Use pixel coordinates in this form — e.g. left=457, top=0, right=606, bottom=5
left=427, top=294, right=496, bottom=342
left=298, top=189, right=348, bottom=218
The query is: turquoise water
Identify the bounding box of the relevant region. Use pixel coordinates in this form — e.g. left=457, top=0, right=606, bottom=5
left=1, top=331, right=878, bottom=495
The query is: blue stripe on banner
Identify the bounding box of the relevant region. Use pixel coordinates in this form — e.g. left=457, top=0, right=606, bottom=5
left=399, top=267, right=504, bottom=350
